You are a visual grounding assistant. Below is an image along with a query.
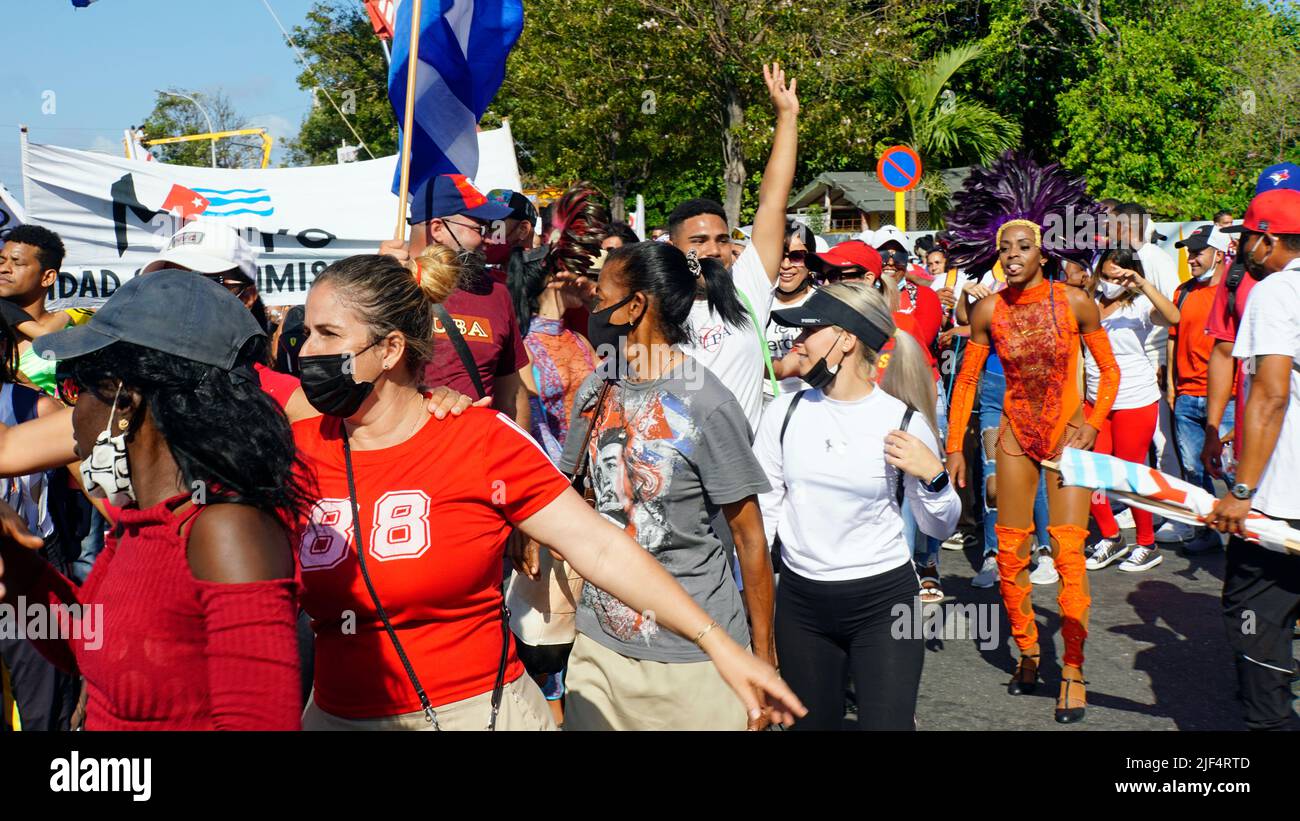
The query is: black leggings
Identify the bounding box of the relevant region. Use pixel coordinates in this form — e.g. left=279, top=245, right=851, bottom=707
left=776, top=561, right=923, bottom=731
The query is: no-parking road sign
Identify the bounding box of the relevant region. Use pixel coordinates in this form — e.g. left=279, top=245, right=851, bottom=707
left=877, top=146, right=923, bottom=193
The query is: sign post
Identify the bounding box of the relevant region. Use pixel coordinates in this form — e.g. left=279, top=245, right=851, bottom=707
left=876, top=146, right=922, bottom=230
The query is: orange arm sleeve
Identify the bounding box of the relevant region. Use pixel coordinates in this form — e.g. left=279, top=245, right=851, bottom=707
left=945, top=340, right=989, bottom=454
left=1082, top=328, right=1119, bottom=429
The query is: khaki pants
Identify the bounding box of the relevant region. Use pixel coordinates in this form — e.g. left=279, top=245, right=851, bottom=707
left=302, top=674, right=556, bottom=731
left=563, top=632, right=747, bottom=731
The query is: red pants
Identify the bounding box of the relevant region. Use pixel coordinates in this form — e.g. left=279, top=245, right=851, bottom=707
left=1087, top=401, right=1158, bottom=546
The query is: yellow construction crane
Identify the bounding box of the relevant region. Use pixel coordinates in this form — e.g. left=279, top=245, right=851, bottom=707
left=130, top=128, right=274, bottom=169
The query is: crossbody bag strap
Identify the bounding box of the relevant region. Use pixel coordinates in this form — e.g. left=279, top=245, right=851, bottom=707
left=568, top=380, right=614, bottom=490
left=341, top=432, right=441, bottom=728
left=897, top=405, right=917, bottom=508
left=433, top=303, right=487, bottom=400
left=778, top=389, right=807, bottom=450
left=737, top=289, right=780, bottom=398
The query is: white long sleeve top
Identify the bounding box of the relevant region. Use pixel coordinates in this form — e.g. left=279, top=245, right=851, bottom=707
left=754, top=386, right=962, bottom=582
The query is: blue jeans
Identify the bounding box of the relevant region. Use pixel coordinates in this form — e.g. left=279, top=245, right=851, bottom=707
left=978, top=367, right=1050, bottom=556
left=908, top=379, right=950, bottom=569
left=1172, top=394, right=1235, bottom=492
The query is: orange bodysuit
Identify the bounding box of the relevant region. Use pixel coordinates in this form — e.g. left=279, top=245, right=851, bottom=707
left=946, top=280, right=1118, bottom=459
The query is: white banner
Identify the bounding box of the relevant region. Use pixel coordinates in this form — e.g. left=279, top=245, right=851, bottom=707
left=21, top=125, right=522, bottom=308
left=0, top=181, right=23, bottom=241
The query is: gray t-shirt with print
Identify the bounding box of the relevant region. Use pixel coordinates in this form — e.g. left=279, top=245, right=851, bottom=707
left=560, top=358, right=770, bottom=663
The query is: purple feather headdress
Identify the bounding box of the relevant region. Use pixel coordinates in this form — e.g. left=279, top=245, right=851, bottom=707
left=946, top=151, right=1101, bottom=275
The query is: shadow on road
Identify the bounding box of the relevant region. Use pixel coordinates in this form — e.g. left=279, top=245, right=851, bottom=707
left=1102, top=579, right=1243, bottom=730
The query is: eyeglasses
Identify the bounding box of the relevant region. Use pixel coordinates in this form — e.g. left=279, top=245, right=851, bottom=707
left=783, top=249, right=808, bottom=264
left=443, top=218, right=490, bottom=238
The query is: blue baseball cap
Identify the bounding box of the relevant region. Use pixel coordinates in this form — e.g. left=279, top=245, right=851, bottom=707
left=1255, top=162, right=1300, bottom=194
left=410, top=173, right=513, bottom=225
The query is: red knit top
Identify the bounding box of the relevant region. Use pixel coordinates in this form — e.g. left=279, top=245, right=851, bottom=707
left=17, top=496, right=301, bottom=730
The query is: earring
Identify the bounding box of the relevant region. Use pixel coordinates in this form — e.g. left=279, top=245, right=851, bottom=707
left=118, top=418, right=129, bottom=431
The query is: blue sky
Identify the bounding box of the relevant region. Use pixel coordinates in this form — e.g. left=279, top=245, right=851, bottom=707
left=0, top=0, right=339, bottom=196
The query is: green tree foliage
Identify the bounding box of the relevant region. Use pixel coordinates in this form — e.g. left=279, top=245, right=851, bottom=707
left=285, top=0, right=397, bottom=166
left=138, top=89, right=263, bottom=169
left=278, top=0, right=1297, bottom=226
left=889, top=43, right=1022, bottom=224
left=1055, top=0, right=1300, bottom=217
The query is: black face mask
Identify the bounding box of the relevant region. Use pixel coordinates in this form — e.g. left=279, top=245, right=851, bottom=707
left=299, top=343, right=377, bottom=418
left=587, top=293, right=638, bottom=379
left=803, top=332, right=845, bottom=391
left=1240, top=234, right=1271, bottom=279
left=777, top=276, right=811, bottom=297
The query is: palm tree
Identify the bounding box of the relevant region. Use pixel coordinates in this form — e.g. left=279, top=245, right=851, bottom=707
left=892, top=43, right=1022, bottom=228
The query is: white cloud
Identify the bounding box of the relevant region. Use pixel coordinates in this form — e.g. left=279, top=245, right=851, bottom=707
left=86, top=135, right=121, bottom=156
left=242, top=113, right=298, bottom=166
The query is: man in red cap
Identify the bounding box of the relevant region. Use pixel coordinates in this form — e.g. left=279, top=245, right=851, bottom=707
left=1205, top=187, right=1300, bottom=731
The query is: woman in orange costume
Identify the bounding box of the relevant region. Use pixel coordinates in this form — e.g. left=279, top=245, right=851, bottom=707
left=943, top=153, right=1120, bottom=723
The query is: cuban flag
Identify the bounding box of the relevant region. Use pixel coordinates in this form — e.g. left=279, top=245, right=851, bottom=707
left=1054, top=448, right=1300, bottom=556
left=388, top=0, right=524, bottom=195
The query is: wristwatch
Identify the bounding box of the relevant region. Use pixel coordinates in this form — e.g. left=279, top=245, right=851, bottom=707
left=922, top=470, right=950, bottom=493
left=1229, top=482, right=1256, bottom=500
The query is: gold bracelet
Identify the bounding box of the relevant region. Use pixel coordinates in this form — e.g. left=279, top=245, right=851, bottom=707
left=691, top=621, right=720, bottom=646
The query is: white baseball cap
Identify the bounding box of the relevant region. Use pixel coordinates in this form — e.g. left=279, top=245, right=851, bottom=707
left=862, top=225, right=909, bottom=251
left=144, top=219, right=259, bottom=281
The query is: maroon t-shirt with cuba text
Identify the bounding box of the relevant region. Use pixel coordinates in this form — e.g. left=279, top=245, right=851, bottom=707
left=421, top=275, right=528, bottom=400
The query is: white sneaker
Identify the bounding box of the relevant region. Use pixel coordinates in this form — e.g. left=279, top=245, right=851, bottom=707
left=1119, top=545, right=1164, bottom=572
left=1030, top=554, right=1059, bottom=585
left=1114, top=508, right=1136, bottom=530
left=941, top=534, right=965, bottom=551
left=971, top=555, right=999, bottom=588
left=1155, top=520, right=1197, bottom=544
left=1086, top=537, right=1129, bottom=570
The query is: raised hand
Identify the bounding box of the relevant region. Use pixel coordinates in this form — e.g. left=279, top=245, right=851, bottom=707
left=763, top=62, right=799, bottom=119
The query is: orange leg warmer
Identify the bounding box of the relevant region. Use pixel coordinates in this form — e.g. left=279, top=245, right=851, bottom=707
left=995, top=525, right=1037, bottom=655
left=1049, top=524, right=1090, bottom=668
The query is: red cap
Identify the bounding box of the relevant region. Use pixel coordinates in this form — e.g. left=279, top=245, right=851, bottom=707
left=807, top=240, right=883, bottom=276
left=1221, top=188, right=1300, bottom=235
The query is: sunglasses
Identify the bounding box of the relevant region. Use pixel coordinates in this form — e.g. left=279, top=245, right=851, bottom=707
left=783, top=249, right=808, bottom=264
left=819, top=267, right=866, bottom=283
left=203, top=273, right=250, bottom=295
left=882, top=250, right=909, bottom=266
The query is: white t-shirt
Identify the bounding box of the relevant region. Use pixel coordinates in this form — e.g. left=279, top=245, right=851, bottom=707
left=682, top=243, right=774, bottom=434
left=754, top=387, right=962, bottom=582
left=1232, top=259, right=1300, bottom=518
left=1086, top=294, right=1162, bottom=411
left=928, top=268, right=971, bottom=325
left=1136, top=242, right=1180, bottom=364
left=764, top=288, right=813, bottom=399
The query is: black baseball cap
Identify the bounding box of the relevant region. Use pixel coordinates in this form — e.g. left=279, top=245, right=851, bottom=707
left=770, top=288, right=892, bottom=352
left=1174, top=224, right=1230, bottom=253
left=34, top=269, right=264, bottom=370
left=487, top=189, right=539, bottom=227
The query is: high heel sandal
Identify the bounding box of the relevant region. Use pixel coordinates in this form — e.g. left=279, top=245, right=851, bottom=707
left=1055, top=673, right=1088, bottom=724
left=1007, top=653, right=1039, bottom=695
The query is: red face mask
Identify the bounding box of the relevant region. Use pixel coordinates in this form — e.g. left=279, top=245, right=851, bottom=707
left=482, top=241, right=513, bottom=266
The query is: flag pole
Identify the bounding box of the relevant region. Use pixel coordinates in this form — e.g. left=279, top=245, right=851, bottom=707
left=393, top=0, right=424, bottom=242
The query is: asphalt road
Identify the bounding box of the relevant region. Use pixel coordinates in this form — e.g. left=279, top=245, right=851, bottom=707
left=891, top=532, right=1299, bottom=731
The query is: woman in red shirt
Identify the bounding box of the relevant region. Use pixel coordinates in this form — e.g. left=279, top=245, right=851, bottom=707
left=287, top=248, right=802, bottom=730
left=0, top=271, right=309, bottom=729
